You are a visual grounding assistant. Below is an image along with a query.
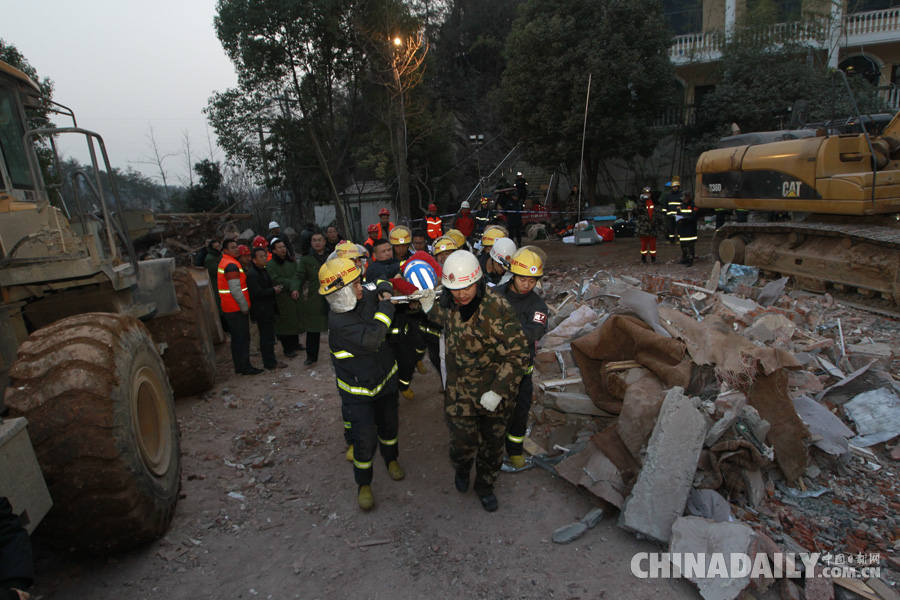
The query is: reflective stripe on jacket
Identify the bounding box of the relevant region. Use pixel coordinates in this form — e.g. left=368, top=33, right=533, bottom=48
left=217, top=254, right=250, bottom=313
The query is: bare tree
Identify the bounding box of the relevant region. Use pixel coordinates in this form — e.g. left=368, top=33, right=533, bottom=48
left=180, top=129, right=195, bottom=188
left=133, top=124, right=177, bottom=202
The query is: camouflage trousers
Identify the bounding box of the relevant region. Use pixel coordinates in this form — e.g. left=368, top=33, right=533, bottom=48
left=445, top=401, right=514, bottom=495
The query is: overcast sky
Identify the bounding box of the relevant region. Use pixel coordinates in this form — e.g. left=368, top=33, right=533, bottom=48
left=6, top=0, right=238, bottom=185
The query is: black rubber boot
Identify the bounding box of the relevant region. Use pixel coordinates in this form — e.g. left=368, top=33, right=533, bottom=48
left=479, top=492, right=498, bottom=512
left=454, top=470, right=470, bottom=493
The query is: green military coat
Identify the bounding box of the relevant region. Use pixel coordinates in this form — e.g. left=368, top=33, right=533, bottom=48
left=266, top=256, right=304, bottom=336
left=428, top=287, right=529, bottom=417
left=295, top=252, right=329, bottom=333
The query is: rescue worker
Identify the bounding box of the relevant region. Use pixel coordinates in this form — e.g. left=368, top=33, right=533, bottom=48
left=503, top=180, right=525, bottom=247
left=479, top=237, right=516, bottom=286
left=454, top=201, right=475, bottom=241
left=365, top=239, right=401, bottom=283
left=363, top=223, right=380, bottom=251
left=714, top=208, right=730, bottom=230
left=432, top=236, right=458, bottom=267
left=389, top=226, right=414, bottom=262
left=474, top=197, right=495, bottom=235
left=479, top=225, right=508, bottom=257
left=421, top=251, right=529, bottom=512
left=665, top=176, right=683, bottom=244
left=676, top=191, right=698, bottom=266
left=268, top=239, right=305, bottom=358
left=387, top=259, right=433, bottom=400
left=238, top=244, right=252, bottom=270
left=495, top=247, right=549, bottom=468
left=445, top=228, right=468, bottom=253
left=295, top=231, right=330, bottom=365
left=268, top=221, right=295, bottom=257
left=635, top=186, right=664, bottom=263
left=411, top=229, right=428, bottom=254
left=371, top=208, right=394, bottom=240
left=253, top=235, right=272, bottom=261
left=321, top=257, right=404, bottom=510
left=218, top=239, right=263, bottom=375
left=425, top=204, right=442, bottom=243
left=335, top=241, right=368, bottom=276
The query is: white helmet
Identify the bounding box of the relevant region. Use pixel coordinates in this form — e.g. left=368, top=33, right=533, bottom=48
left=441, top=250, right=482, bottom=289
left=460, top=201, right=470, bottom=210
left=268, top=221, right=280, bottom=229
left=490, top=237, right=517, bottom=268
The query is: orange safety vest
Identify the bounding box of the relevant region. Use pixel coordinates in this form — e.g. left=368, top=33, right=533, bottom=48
left=375, top=222, right=394, bottom=240
left=425, top=216, right=442, bottom=240
left=217, top=254, right=250, bottom=313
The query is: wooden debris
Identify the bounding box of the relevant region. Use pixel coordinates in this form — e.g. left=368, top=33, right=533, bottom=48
left=346, top=538, right=392, bottom=549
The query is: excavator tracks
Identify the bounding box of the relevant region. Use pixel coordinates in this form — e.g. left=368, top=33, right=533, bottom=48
left=711, top=221, right=900, bottom=314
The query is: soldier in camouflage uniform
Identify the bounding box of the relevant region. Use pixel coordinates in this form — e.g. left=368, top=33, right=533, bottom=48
left=424, top=250, right=529, bottom=512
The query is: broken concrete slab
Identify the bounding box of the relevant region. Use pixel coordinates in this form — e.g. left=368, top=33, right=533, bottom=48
left=719, top=294, right=763, bottom=319
left=743, top=469, right=765, bottom=508
left=792, top=395, right=854, bottom=456
left=686, top=488, right=733, bottom=523
left=669, top=516, right=757, bottom=600
left=555, top=443, right=627, bottom=508
left=844, top=388, right=900, bottom=447
left=544, top=391, right=613, bottom=417
left=706, top=399, right=746, bottom=447
left=757, top=276, right=789, bottom=308
left=551, top=521, right=587, bottom=544
left=620, top=387, right=706, bottom=544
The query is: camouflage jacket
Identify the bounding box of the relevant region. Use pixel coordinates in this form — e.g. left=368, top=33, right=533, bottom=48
left=429, top=287, right=529, bottom=417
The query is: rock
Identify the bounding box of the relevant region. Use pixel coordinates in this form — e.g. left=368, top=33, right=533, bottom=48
left=669, top=516, right=757, bottom=600
left=740, top=405, right=770, bottom=444
left=891, top=446, right=900, bottom=461
left=706, top=402, right=746, bottom=447
left=545, top=391, right=610, bottom=416
left=719, top=294, right=763, bottom=319
left=620, top=387, right=706, bottom=543
left=803, top=566, right=834, bottom=600
left=714, top=390, right=747, bottom=419
left=779, top=579, right=802, bottom=600
left=743, top=469, right=765, bottom=508
left=581, top=507, right=605, bottom=529
left=552, top=521, right=588, bottom=544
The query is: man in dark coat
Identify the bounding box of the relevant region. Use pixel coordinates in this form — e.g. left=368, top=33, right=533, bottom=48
left=246, top=247, right=287, bottom=370
left=676, top=191, right=699, bottom=266
left=295, top=231, right=330, bottom=365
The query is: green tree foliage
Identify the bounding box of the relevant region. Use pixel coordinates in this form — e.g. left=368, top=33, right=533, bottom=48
left=494, top=0, right=674, bottom=203
left=0, top=39, right=54, bottom=112
left=184, top=159, right=224, bottom=213
left=687, top=2, right=888, bottom=152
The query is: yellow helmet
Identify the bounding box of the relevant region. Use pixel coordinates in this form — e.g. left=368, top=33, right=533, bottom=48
left=336, top=241, right=364, bottom=260
left=318, top=258, right=360, bottom=295
left=509, top=246, right=545, bottom=277
left=389, top=225, right=412, bottom=245
left=432, top=236, right=458, bottom=255
left=671, top=175, right=681, bottom=186
left=481, top=226, right=508, bottom=247
left=445, top=228, right=466, bottom=249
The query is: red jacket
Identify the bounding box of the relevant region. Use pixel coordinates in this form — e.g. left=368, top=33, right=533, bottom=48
left=455, top=212, right=474, bottom=238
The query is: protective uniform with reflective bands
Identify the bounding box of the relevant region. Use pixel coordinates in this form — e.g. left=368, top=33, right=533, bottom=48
left=321, top=258, right=403, bottom=508
left=425, top=204, right=442, bottom=241
left=676, top=191, right=698, bottom=266
left=495, top=246, right=549, bottom=460
left=217, top=254, right=250, bottom=313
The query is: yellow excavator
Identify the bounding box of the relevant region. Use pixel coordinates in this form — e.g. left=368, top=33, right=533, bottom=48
left=0, top=59, right=220, bottom=551
left=695, top=81, right=900, bottom=309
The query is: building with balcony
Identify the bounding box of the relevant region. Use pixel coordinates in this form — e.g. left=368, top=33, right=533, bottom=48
left=667, top=0, right=900, bottom=110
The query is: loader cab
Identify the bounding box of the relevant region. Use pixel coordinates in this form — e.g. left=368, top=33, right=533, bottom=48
left=0, top=61, right=42, bottom=207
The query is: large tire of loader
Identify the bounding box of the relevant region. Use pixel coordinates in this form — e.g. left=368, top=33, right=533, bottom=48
left=4, top=313, right=181, bottom=552
left=146, top=267, right=216, bottom=398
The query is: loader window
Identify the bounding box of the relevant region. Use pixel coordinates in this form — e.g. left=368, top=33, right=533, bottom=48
left=0, top=87, right=35, bottom=190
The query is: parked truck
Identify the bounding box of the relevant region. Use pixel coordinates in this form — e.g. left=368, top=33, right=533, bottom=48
left=0, top=59, right=219, bottom=550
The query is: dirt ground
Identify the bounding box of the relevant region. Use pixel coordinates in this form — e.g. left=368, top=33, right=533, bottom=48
left=30, top=232, right=734, bottom=600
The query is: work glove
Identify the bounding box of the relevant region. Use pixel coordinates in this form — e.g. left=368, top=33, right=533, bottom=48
left=479, top=390, right=502, bottom=412
left=416, top=288, right=436, bottom=313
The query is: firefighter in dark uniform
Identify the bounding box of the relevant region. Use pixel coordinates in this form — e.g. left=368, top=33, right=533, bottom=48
left=665, top=176, right=683, bottom=243
left=421, top=250, right=529, bottom=512
left=478, top=237, right=516, bottom=287
left=676, top=191, right=699, bottom=266
left=495, top=247, right=549, bottom=468
left=320, top=257, right=405, bottom=511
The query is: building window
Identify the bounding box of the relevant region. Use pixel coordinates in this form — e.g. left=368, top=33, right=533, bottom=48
left=746, top=0, right=802, bottom=23
left=848, top=0, right=900, bottom=12
left=662, top=0, right=703, bottom=35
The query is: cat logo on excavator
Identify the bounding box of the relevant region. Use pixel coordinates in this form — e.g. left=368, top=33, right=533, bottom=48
left=782, top=181, right=802, bottom=198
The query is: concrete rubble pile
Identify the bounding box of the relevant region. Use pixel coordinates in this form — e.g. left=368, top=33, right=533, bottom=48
left=527, top=262, right=900, bottom=600
left=133, top=211, right=256, bottom=264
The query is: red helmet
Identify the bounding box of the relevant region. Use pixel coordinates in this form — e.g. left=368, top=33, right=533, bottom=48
left=238, top=244, right=251, bottom=256
left=367, top=223, right=379, bottom=234
left=252, top=235, right=268, bottom=248
left=428, top=203, right=437, bottom=212
left=379, top=208, right=390, bottom=216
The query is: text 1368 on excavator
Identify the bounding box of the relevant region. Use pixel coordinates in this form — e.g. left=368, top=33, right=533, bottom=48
left=0, top=59, right=220, bottom=551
